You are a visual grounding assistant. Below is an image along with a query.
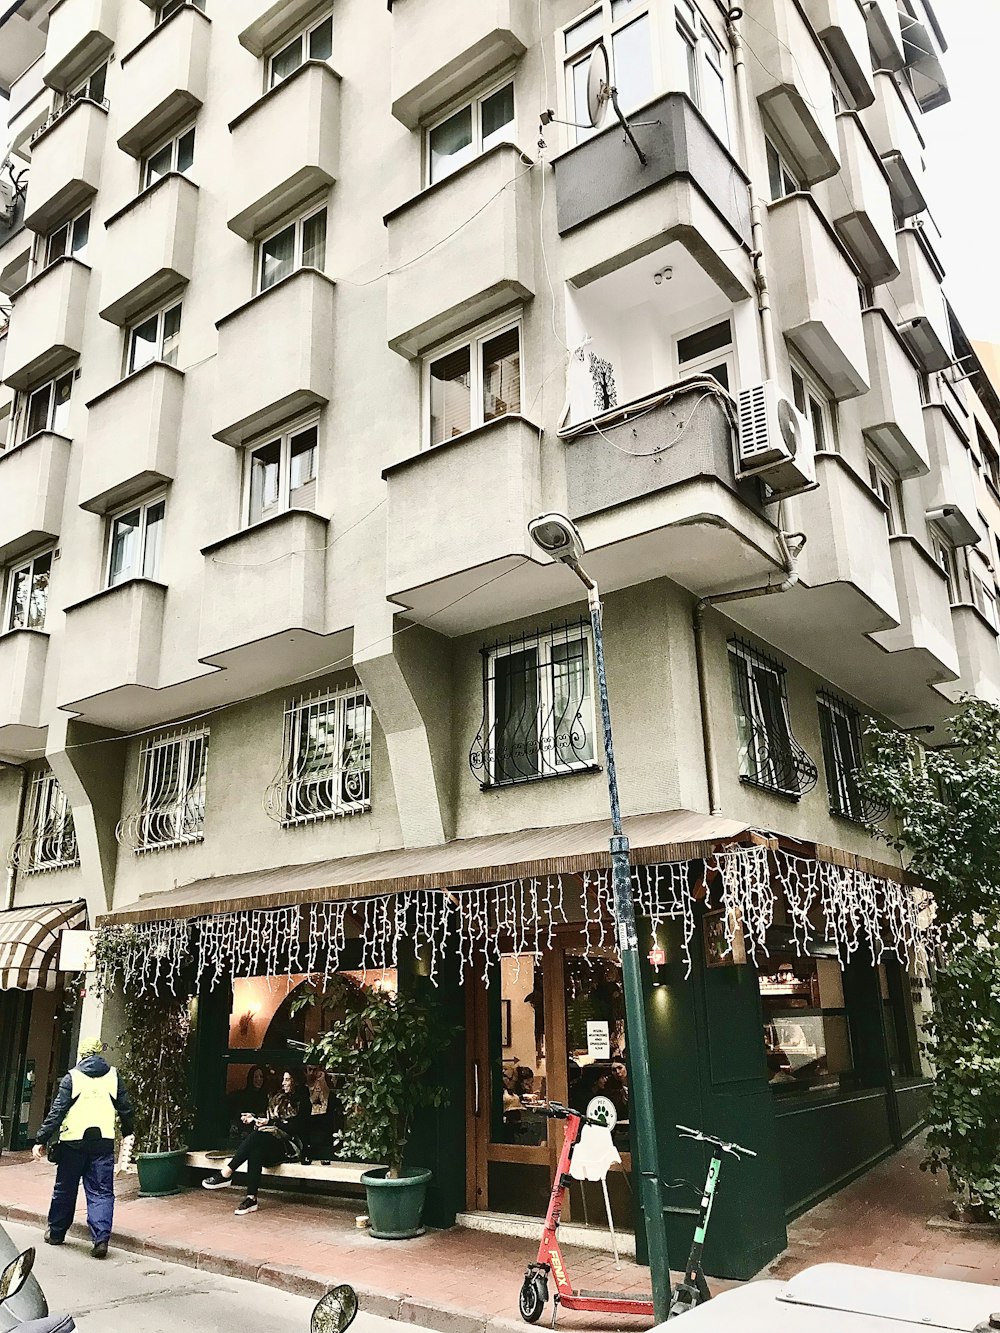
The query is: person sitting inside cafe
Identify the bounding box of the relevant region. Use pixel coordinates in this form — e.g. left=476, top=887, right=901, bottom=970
left=201, top=1069, right=311, bottom=1215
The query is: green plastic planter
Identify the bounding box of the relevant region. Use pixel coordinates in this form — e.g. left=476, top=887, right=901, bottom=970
left=136, top=1149, right=187, bottom=1197
left=361, top=1167, right=432, bottom=1239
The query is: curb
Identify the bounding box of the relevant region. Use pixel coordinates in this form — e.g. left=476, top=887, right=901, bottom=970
left=926, top=1214, right=1000, bottom=1237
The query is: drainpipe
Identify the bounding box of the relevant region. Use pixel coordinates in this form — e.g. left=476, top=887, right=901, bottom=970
left=693, top=530, right=806, bottom=814
left=727, top=8, right=779, bottom=383
left=4, top=763, right=28, bottom=911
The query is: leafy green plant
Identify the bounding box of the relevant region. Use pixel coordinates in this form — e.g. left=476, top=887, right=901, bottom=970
left=118, top=989, right=193, bottom=1155
left=859, top=697, right=1000, bottom=1218
left=304, top=986, right=454, bottom=1176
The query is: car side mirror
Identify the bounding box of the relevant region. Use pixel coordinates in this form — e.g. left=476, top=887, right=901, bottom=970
left=310, top=1284, right=358, bottom=1333
left=0, top=1248, right=35, bottom=1303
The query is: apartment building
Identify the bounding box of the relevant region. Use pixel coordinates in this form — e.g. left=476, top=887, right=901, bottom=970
left=0, top=0, right=989, bottom=1277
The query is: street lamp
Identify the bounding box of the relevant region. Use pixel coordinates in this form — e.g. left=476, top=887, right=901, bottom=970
left=528, top=512, right=672, bottom=1321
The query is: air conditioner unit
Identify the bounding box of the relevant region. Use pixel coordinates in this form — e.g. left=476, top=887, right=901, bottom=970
left=736, top=381, right=817, bottom=497
left=0, top=178, right=14, bottom=226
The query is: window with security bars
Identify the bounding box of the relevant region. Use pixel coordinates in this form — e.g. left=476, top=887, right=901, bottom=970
left=816, top=691, right=887, bottom=823
left=470, top=622, right=598, bottom=787
left=118, top=730, right=209, bottom=853
left=728, top=639, right=817, bottom=798
left=8, top=771, right=79, bottom=874
left=265, top=687, right=372, bottom=825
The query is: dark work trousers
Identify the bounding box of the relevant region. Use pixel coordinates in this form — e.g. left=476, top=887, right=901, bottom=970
left=47, top=1146, right=115, bottom=1244
left=228, top=1130, right=287, bottom=1195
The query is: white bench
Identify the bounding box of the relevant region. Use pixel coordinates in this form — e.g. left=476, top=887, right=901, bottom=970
left=186, top=1150, right=382, bottom=1185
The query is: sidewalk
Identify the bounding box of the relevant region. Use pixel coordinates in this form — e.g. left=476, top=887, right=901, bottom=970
left=1, top=1137, right=998, bottom=1332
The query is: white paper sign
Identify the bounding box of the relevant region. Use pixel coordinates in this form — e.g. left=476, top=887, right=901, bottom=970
left=586, top=1020, right=610, bottom=1059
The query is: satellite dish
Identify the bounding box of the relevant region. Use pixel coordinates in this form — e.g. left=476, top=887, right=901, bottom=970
left=586, top=42, right=611, bottom=128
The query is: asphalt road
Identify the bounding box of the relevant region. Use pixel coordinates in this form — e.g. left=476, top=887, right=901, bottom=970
left=5, top=1221, right=402, bottom=1333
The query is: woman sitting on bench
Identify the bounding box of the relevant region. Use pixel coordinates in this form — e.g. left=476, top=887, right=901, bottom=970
left=201, top=1069, right=310, bottom=1215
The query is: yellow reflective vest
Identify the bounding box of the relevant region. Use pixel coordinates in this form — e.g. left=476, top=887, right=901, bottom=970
left=60, top=1066, right=119, bottom=1143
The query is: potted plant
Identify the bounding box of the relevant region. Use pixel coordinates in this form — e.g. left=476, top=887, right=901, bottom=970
left=118, top=989, right=193, bottom=1197
left=305, top=985, right=454, bottom=1238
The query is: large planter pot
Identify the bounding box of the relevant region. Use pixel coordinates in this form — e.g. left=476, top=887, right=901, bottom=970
left=136, top=1149, right=186, bottom=1197
left=361, top=1166, right=432, bottom=1239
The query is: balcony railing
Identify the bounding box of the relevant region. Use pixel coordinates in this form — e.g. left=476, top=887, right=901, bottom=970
left=29, top=95, right=109, bottom=147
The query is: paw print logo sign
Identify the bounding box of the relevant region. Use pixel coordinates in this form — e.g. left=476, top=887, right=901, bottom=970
left=586, top=1095, right=618, bottom=1132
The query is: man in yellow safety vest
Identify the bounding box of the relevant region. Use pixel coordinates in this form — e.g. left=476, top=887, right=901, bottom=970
left=31, top=1038, right=135, bottom=1258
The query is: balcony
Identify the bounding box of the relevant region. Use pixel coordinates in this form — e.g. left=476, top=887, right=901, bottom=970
left=886, top=227, right=950, bottom=373
left=80, top=362, right=184, bottom=513
left=22, top=97, right=108, bottom=234
left=857, top=308, right=928, bottom=477
left=3, top=256, right=89, bottom=390
left=226, top=61, right=341, bottom=240
left=99, top=174, right=199, bottom=325
left=390, top=0, right=532, bottom=128
left=213, top=268, right=335, bottom=445
left=552, top=92, right=753, bottom=300
left=901, top=1, right=949, bottom=112
left=199, top=510, right=329, bottom=661
left=43, top=0, right=118, bottom=93
left=800, top=0, right=874, bottom=109
left=920, top=404, right=980, bottom=547
left=60, top=578, right=166, bottom=711
left=864, top=0, right=905, bottom=71
left=0, top=432, right=71, bottom=562
left=116, top=3, right=211, bottom=158
left=744, top=0, right=839, bottom=183
left=817, top=112, right=898, bottom=286
left=7, top=58, right=53, bottom=158
left=766, top=193, right=868, bottom=398
left=237, top=0, right=329, bottom=54
left=384, top=416, right=542, bottom=634
left=386, top=144, right=536, bottom=359
left=872, top=535, right=959, bottom=699
left=860, top=72, right=926, bottom=220
left=0, top=630, right=49, bottom=760
left=941, top=606, right=1000, bottom=706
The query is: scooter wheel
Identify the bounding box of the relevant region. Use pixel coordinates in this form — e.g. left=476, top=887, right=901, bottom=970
left=518, top=1277, right=546, bottom=1324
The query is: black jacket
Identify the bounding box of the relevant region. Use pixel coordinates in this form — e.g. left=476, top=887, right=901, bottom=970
left=34, top=1054, right=135, bottom=1155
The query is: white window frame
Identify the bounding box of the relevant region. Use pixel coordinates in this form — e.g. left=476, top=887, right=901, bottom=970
left=121, top=728, right=210, bottom=853
left=5, top=547, right=53, bottom=633
left=562, top=0, right=657, bottom=145
left=255, top=204, right=328, bottom=295
left=423, top=316, right=523, bottom=449
left=124, top=299, right=182, bottom=377
left=484, top=624, right=598, bottom=786
left=267, top=686, right=373, bottom=826
left=242, top=415, right=320, bottom=528
left=155, top=0, right=204, bottom=26
left=766, top=136, right=802, bottom=201
left=675, top=315, right=736, bottom=391
left=866, top=447, right=904, bottom=535
left=929, top=523, right=959, bottom=604
left=791, top=360, right=837, bottom=453
left=266, top=10, right=333, bottom=90
left=63, top=59, right=107, bottom=111
left=675, top=0, right=730, bottom=145
left=12, top=770, right=78, bottom=874
left=424, top=79, right=515, bottom=187
left=105, top=493, right=167, bottom=589
left=19, top=368, right=74, bottom=443
left=42, top=205, right=90, bottom=270
left=141, top=123, right=196, bottom=190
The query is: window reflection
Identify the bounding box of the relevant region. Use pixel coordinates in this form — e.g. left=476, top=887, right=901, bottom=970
left=761, top=953, right=856, bottom=1095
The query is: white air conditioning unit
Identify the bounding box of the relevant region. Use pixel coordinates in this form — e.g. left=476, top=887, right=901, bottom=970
left=736, top=381, right=817, bottom=497
left=0, top=178, right=14, bottom=225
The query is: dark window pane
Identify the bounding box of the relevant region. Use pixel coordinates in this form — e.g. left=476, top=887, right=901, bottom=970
left=45, top=224, right=68, bottom=266
left=482, top=327, right=520, bottom=421
left=309, top=16, right=332, bottom=61
left=481, top=83, right=514, bottom=152
left=71, top=210, right=90, bottom=255
left=677, top=319, right=733, bottom=364
left=494, top=648, right=539, bottom=782
left=177, top=127, right=195, bottom=175
left=429, top=106, right=473, bottom=183
left=26, top=385, right=51, bottom=438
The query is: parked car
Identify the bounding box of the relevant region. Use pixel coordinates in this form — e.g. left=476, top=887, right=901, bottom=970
left=0, top=1224, right=47, bottom=1332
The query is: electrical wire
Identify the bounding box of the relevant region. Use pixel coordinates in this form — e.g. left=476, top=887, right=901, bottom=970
left=207, top=496, right=387, bottom=567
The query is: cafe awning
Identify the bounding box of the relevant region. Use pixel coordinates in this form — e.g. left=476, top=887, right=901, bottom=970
left=98, top=808, right=751, bottom=926
left=0, top=899, right=87, bottom=991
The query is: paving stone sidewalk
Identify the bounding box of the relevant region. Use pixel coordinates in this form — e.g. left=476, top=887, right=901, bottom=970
left=1, top=1137, right=997, bottom=1333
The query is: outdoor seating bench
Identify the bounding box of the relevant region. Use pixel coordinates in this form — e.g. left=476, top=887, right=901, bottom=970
left=185, top=1150, right=382, bottom=1187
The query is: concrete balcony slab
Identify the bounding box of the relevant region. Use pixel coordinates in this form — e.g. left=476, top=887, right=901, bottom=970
left=43, top=0, right=117, bottom=93
left=7, top=59, right=53, bottom=159
left=860, top=72, right=926, bottom=219
left=818, top=112, right=898, bottom=286
left=3, top=257, right=89, bottom=390
left=99, top=174, right=198, bottom=325
left=0, top=431, right=71, bottom=562
left=60, top=577, right=166, bottom=711
left=864, top=0, right=905, bottom=70
left=858, top=308, right=928, bottom=477
left=801, top=0, right=875, bottom=108
left=872, top=534, right=959, bottom=683
left=920, top=404, right=981, bottom=547
left=117, top=3, right=210, bottom=158
left=23, top=96, right=108, bottom=234
left=80, top=362, right=184, bottom=513
left=885, top=228, right=949, bottom=373
left=938, top=605, right=1000, bottom=706
left=0, top=629, right=49, bottom=760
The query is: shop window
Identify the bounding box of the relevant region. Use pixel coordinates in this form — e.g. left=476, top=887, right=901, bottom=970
left=119, top=728, right=209, bottom=853
left=728, top=638, right=818, bottom=798
left=266, top=685, right=372, bottom=826
left=470, top=621, right=598, bottom=787
left=9, top=770, right=79, bottom=874
left=879, top=962, right=915, bottom=1078
left=761, top=952, right=855, bottom=1095
left=495, top=954, right=547, bottom=1148
left=817, top=690, right=883, bottom=823
left=565, top=949, right=630, bottom=1154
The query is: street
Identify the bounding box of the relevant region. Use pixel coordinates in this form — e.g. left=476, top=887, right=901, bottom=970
left=4, top=1221, right=403, bottom=1333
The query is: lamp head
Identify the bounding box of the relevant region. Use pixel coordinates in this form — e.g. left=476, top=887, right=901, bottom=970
left=528, top=512, right=586, bottom=566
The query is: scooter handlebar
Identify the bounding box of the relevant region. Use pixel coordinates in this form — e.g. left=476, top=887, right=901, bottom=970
left=675, top=1124, right=757, bottom=1158
left=537, top=1101, right=608, bottom=1127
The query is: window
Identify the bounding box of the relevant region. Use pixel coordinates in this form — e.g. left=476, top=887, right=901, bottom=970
left=977, top=424, right=1000, bottom=493
left=107, top=495, right=165, bottom=588
left=64, top=60, right=107, bottom=109
left=9, top=771, right=78, bottom=874
left=676, top=317, right=734, bottom=391
left=427, top=82, right=514, bottom=185
left=22, top=370, right=73, bottom=441
left=564, top=1, right=654, bottom=143
left=43, top=207, right=90, bottom=268
left=6, top=549, right=52, bottom=632
left=268, top=12, right=332, bottom=88
left=729, top=639, right=817, bottom=797
left=155, top=0, right=204, bottom=25
left=126, top=302, right=181, bottom=376
left=120, top=729, right=209, bottom=853
left=867, top=447, right=904, bottom=535
left=791, top=362, right=836, bottom=452
left=427, top=321, right=521, bottom=446
left=244, top=421, right=318, bottom=526
left=257, top=207, right=327, bottom=293
left=266, top=687, right=373, bottom=825
left=676, top=0, right=729, bottom=144
left=817, top=691, right=877, bottom=822
left=762, top=952, right=856, bottom=1097
left=470, top=622, right=598, bottom=787
left=766, top=137, right=801, bottom=201
left=973, top=574, right=999, bottom=629
left=142, top=125, right=195, bottom=190
left=929, top=523, right=959, bottom=604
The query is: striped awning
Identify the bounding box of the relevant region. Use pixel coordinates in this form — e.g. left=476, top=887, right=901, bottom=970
left=0, top=900, right=88, bottom=991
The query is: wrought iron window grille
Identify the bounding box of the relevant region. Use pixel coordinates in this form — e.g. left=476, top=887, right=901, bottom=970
left=118, top=728, right=209, bottom=853
left=30, top=97, right=110, bottom=148
left=470, top=619, right=599, bottom=788
left=265, top=685, right=372, bottom=827
left=7, top=771, right=79, bottom=873
left=816, top=690, right=888, bottom=823
left=728, top=637, right=818, bottom=798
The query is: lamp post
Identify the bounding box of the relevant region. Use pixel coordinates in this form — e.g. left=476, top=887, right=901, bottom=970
left=527, top=512, right=671, bottom=1321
